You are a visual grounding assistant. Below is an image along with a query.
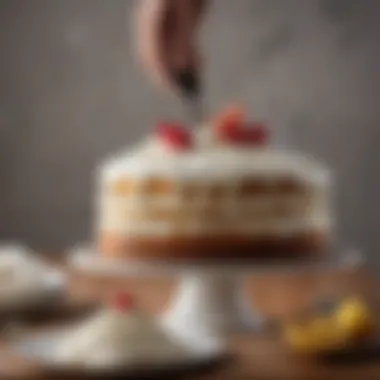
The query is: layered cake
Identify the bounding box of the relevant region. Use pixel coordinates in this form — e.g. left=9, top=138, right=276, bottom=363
left=96, top=106, right=332, bottom=260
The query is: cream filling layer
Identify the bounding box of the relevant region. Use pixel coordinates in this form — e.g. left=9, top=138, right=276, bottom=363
left=99, top=217, right=331, bottom=237
left=96, top=195, right=331, bottom=237
left=97, top=193, right=327, bottom=213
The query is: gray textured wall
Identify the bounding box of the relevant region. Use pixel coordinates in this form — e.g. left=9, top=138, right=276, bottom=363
left=0, top=0, right=379, bottom=260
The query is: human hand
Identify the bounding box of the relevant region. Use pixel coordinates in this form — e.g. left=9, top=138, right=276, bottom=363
left=135, top=0, right=208, bottom=91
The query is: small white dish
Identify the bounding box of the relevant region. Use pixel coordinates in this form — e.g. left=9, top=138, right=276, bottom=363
left=0, top=271, right=67, bottom=315
left=11, top=327, right=227, bottom=379
left=0, top=243, right=67, bottom=316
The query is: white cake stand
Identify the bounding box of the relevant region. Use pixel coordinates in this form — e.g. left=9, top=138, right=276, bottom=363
left=70, top=245, right=363, bottom=340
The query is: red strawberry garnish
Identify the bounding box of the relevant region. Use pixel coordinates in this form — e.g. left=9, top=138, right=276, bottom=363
left=241, top=122, right=269, bottom=145
left=112, top=292, right=135, bottom=312
left=215, top=105, right=245, bottom=131
left=219, top=118, right=242, bottom=141
left=220, top=121, right=269, bottom=146
left=156, top=122, right=193, bottom=151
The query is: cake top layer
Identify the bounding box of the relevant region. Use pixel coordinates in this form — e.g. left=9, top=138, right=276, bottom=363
left=99, top=106, right=330, bottom=188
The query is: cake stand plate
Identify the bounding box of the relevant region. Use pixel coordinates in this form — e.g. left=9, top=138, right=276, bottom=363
left=70, top=246, right=363, bottom=340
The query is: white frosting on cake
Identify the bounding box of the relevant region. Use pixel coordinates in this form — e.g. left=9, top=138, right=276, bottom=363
left=58, top=308, right=189, bottom=368
left=99, top=135, right=329, bottom=188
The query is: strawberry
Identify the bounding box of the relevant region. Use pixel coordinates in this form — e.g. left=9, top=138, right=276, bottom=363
left=156, top=122, right=193, bottom=151
left=240, top=122, right=269, bottom=145
left=220, top=121, right=269, bottom=146
left=219, top=119, right=241, bottom=141
left=113, top=292, right=135, bottom=312
left=215, top=105, right=245, bottom=131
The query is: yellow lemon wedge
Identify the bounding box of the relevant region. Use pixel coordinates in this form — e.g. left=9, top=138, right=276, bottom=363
left=309, top=318, right=347, bottom=351
left=284, top=318, right=347, bottom=354
left=333, top=297, right=375, bottom=341
left=284, top=323, right=317, bottom=354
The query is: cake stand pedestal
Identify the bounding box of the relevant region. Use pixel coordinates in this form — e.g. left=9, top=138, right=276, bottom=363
left=70, top=247, right=363, bottom=340
left=161, top=273, right=262, bottom=341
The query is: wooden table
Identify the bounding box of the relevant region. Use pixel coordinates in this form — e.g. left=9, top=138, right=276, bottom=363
left=0, top=258, right=379, bottom=379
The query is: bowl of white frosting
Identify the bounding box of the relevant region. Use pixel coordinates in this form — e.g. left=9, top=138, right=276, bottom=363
left=0, top=244, right=66, bottom=315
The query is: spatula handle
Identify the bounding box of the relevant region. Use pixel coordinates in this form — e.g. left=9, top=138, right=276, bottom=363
left=172, top=68, right=203, bottom=124
left=172, top=67, right=200, bottom=97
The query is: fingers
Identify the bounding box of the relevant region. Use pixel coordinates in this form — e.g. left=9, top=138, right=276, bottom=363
left=167, top=0, right=199, bottom=70
left=179, top=0, right=208, bottom=35
left=136, top=0, right=171, bottom=88
left=135, top=0, right=208, bottom=91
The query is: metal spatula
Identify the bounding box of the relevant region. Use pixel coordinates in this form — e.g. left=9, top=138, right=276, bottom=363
left=172, top=67, right=203, bottom=124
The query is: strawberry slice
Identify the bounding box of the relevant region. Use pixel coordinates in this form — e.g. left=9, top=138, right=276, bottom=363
left=240, top=122, right=269, bottom=145
left=220, top=122, right=269, bottom=146
left=113, top=292, right=135, bottom=312
left=156, top=122, right=193, bottom=151
left=219, top=118, right=242, bottom=141
left=215, top=105, right=245, bottom=131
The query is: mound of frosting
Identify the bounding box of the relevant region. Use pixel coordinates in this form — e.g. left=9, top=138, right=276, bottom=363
left=58, top=293, right=190, bottom=368
left=0, top=245, right=52, bottom=308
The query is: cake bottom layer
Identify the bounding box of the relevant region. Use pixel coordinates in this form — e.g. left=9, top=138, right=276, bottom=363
left=99, top=230, right=328, bottom=261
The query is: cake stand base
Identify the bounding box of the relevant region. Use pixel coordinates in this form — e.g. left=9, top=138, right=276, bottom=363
left=70, top=246, right=363, bottom=340
left=162, top=274, right=263, bottom=340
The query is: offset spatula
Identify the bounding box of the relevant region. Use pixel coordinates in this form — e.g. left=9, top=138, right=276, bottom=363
left=172, top=67, right=203, bottom=124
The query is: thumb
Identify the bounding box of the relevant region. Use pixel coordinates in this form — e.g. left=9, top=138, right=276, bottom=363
left=166, top=0, right=203, bottom=73
left=135, top=0, right=172, bottom=89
